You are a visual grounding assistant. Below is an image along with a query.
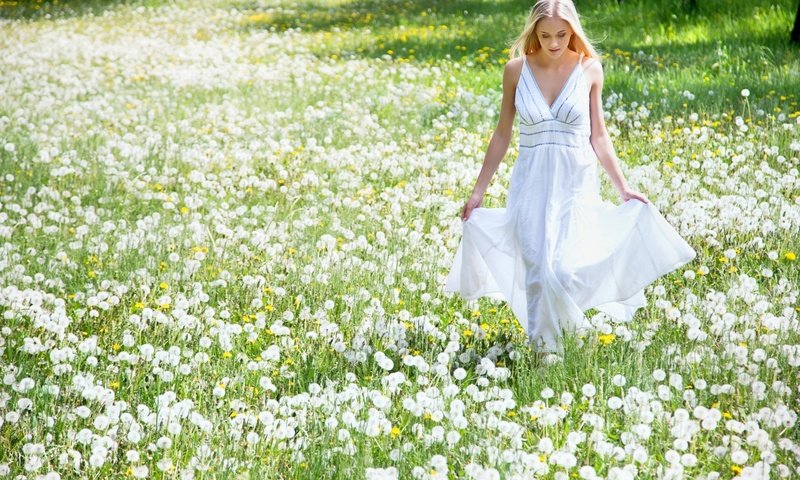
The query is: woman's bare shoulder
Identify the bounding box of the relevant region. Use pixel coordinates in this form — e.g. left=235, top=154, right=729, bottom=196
left=582, top=56, right=604, bottom=87
left=504, top=56, right=526, bottom=76
left=502, top=56, right=526, bottom=87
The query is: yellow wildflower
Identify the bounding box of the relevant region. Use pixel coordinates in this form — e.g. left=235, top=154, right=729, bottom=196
left=598, top=333, right=616, bottom=345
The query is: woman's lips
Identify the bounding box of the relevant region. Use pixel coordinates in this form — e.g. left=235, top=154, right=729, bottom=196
left=549, top=48, right=559, bottom=52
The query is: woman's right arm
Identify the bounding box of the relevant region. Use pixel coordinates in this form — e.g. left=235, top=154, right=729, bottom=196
left=461, top=59, right=520, bottom=221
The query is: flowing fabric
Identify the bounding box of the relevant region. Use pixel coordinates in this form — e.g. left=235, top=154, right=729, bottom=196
left=444, top=52, right=697, bottom=353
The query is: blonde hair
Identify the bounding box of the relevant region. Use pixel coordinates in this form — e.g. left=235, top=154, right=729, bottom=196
left=508, top=0, right=602, bottom=61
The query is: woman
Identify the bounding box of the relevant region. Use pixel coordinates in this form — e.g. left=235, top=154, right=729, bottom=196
left=444, top=0, right=696, bottom=354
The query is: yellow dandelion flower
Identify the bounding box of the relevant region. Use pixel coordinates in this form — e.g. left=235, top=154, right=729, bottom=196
left=598, top=333, right=616, bottom=345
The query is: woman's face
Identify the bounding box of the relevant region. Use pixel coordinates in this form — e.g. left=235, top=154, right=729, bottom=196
left=535, top=16, right=573, bottom=58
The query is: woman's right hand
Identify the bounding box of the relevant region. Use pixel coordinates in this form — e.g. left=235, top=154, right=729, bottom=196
left=460, top=191, right=484, bottom=221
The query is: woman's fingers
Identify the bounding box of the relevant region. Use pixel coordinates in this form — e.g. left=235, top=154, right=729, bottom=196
left=461, top=197, right=484, bottom=221
left=623, top=190, right=650, bottom=204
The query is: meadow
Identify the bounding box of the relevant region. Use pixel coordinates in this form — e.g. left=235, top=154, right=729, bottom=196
left=0, top=0, right=799, bottom=478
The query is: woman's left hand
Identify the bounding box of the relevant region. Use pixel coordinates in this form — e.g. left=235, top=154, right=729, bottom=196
left=620, top=188, right=649, bottom=204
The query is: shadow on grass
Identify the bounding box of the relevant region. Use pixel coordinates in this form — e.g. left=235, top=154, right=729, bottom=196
left=234, top=0, right=799, bottom=101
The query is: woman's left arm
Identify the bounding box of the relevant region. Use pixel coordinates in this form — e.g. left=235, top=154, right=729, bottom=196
left=586, top=60, right=649, bottom=204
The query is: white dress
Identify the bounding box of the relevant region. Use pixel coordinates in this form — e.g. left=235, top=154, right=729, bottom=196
left=444, top=51, right=697, bottom=353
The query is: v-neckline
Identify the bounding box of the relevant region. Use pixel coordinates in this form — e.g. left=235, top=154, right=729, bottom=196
left=524, top=53, right=583, bottom=113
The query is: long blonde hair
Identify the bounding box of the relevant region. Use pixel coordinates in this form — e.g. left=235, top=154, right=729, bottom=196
left=508, top=0, right=602, bottom=61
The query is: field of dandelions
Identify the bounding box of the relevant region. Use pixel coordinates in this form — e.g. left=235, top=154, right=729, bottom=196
left=1, top=0, right=799, bottom=478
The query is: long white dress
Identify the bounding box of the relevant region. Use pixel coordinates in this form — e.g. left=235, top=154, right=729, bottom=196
left=444, top=51, right=697, bottom=353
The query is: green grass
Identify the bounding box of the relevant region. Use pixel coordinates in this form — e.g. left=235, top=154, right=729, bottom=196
left=0, top=0, right=176, bottom=19
left=233, top=0, right=799, bottom=116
